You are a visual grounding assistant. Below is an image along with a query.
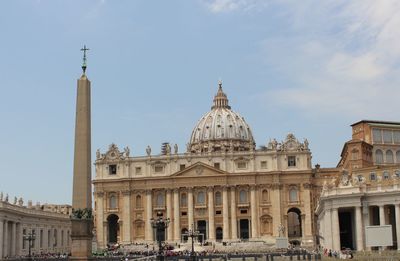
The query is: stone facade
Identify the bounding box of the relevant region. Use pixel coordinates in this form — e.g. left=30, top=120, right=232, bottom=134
left=93, top=83, right=329, bottom=249
left=0, top=196, right=72, bottom=258
left=317, top=120, right=400, bottom=251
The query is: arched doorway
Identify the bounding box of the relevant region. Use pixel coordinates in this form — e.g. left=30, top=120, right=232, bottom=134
left=216, top=227, right=223, bottom=241
left=287, top=208, right=302, bottom=238
left=197, top=220, right=207, bottom=242
left=107, top=214, right=119, bottom=244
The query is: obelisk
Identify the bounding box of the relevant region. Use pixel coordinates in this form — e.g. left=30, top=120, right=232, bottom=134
left=71, top=45, right=93, bottom=260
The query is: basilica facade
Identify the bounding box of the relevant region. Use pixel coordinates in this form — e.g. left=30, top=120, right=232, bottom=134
left=93, top=82, right=330, bottom=248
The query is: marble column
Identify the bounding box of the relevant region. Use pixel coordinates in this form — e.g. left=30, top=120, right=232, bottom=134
left=250, top=186, right=258, bottom=239
left=11, top=222, right=16, bottom=256
left=122, top=191, right=131, bottom=243
left=208, top=187, right=215, bottom=241
left=230, top=187, right=238, bottom=240
left=355, top=206, right=364, bottom=251
left=324, top=209, right=332, bottom=250
left=222, top=186, right=229, bottom=240
left=0, top=219, right=4, bottom=259
left=166, top=189, right=173, bottom=241
left=379, top=205, right=386, bottom=225
left=303, top=184, right=312, bottom=237
left=145, top=190, right=153, bottom=241
left=395, top=204, right=400, bottom=250
left=96, top=192, right=105, bottom=248
left=271, top=184, right=282, bottom=237
left=173, top=189, right=180, bottom=241
left=362, top=203, right=370, bottom=251
left=332, top=208, right=340, bottom=251
left=3, top=220, right=8, bottom=258
left=188, top=188, right=194, bottom=228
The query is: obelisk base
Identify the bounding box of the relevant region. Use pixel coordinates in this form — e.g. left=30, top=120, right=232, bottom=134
left=71, top=219, right=93, bottom=261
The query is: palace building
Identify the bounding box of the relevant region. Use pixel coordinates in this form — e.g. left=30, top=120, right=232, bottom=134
left=93, top=82, right=329, bottom=248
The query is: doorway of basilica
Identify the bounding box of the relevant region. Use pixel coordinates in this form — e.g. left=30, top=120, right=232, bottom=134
left=239, top=219, right=249, bottom=240
left=197, top=220, right=207, bottom=242
left=107, top=214, right=119, bottom=244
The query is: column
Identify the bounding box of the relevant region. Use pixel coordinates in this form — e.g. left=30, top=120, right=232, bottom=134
left=332, top=208, right=340, bottom=251
left=166, top=189, right=173, bottom=241
left=96, top=192, right=105, bottom=248
left=15, top=223, right=21, bottom=256
left=324, top=209, right=332, bottom=250
left=188, top=188, right=194, bottom=228
left=379, top=205, right=386, bottom=225
left=355, top=206, right=364, bottom=251
left=0, top=219, right=4, bottom=259
left=362, top=203, right=370, bottom=251
left=250, top=185, right=258, bottom=239
left=11, top=222, right=16, bottom=257
left=208, top=187, right=215, bottom=241
left=173, top=189, right=180, bottom=241
left=122, top=191, right=131, bottom=243
left=145, top=190, right=153, bottom=241
left=230, top=187, right=237, bottom=240
left=3, top=220, right=8, bottom=258
left=222, top=186, right=229, bottom=240
left=302, top=184, right=312, bottom=237
left=395, top=204, right=400, bottom=250
left=271, top=184, right=282, bottom=237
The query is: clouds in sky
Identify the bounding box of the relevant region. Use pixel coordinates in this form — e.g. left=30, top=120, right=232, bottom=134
left=204, top=0, right=400, bottom=119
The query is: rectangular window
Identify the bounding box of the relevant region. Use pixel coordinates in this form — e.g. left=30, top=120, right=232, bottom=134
left=181, top=211, right=187, bottom=216
left=237, top=161, right=247, bottom=169
left=240, top=209, right=248, bottom=214
left=383, top=171, right=390, bottom=179
left=135, top=167, right=142, bottom=175
left=393, top=130, right=400, bottom=144
left=383, top=130, right=393, bottom=144
left=180, top=164, right=186, bottom=171
left=154, top=165, right=164, bottom=173
left=370, top=172, right=376, bottom=181
left=288, top=156, right=296, bottom=167
left=372, top=129, right=382, bottom=143
left=214, top=163, right=220, bottom=169
left=260, top=161, right=267, bottom=169
left=109, top=164, right=117, bottom=175
left=215, top=210, right=222, bottom=215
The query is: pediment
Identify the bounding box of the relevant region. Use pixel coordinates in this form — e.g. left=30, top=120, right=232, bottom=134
left=171, top=162, right=227, bottom=178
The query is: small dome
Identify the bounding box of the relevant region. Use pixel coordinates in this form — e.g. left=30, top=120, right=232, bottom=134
left=188, top=81, right=255, bottom=153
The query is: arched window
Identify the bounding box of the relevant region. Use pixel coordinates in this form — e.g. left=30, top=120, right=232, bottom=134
left=262, top=190, right=269, bottom=202
left=386, top=150, right=394, bottom=163
left=197, top=191, right=205, bottom=205
left=239, top=190, right=247, bottom=204
left=136, top=195, right=142, bottom=208
left=289, top=188, right=298, bottom=202
left=215, top=191, right=222, bottom=205
left=109, top=194, right=117, bottom=209
left=156, top=193, right=164, bottom=207
left=375, top=149, right=384, bottom=164
left=180, top=193, right=187, bottom=207
left=396, top=151, right=400, bottom=163
left=351, top=149, right=359, bottom=160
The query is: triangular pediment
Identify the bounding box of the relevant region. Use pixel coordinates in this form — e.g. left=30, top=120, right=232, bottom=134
left=171, top=162, right=227, bottom=177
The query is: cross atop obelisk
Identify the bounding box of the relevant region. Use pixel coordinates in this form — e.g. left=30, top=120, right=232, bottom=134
left=80, top=45, right=90, bottom=74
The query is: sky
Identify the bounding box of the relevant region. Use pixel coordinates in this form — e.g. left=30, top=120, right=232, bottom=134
left=0, top=0, right=399, bottom=204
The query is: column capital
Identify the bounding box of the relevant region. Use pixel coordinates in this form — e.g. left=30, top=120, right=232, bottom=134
left=207, top=186, right=214, bottom=192
left=302, top=183, right=312, bottom=189
left=122, top=190, right=131, bottom=196
left=173, top=188, right=180, bottom=193
left=95, top=191, right=104, bottom=197
left=146, top=189, right=152, bottom=195
left=272, top=183, right=281, bottom=190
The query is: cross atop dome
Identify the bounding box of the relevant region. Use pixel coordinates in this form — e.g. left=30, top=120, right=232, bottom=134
left=212, top=80, right=231, bottom=109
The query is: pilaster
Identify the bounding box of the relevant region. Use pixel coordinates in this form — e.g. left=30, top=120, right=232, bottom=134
left=122, top=191, right=131, bottom=244
left=208, top=187, right=215, bottom=240
left=222, top=186, right=229, bottom=240
left=230, top=187, right=237, bottom=240
left=250, top=185, right=258, bottom=239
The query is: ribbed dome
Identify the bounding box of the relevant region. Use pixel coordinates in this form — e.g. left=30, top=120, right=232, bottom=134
left=188, top=81, right=255, bottom=153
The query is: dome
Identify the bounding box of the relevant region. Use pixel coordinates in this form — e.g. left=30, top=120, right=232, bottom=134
left=188, top=81, right=255, bottom=153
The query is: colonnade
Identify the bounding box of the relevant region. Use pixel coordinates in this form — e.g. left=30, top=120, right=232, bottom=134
left=321, top=203, right=400, bottom=251
left=143, top=186, right=261, bottom=242
left=0, top=218, right=70, bottom=259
